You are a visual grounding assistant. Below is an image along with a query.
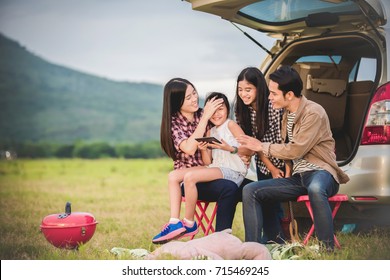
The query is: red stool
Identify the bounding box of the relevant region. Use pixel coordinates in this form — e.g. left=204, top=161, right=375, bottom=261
left=181, top=197, right=217, bottom=239
left=297, top=194, right=348, bottom=248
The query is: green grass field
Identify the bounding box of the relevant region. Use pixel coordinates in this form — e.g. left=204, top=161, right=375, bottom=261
left=0, top=158, right=389, bottom=260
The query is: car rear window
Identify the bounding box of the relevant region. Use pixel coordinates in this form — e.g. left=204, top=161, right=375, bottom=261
left=296, top=55, right=342, bottom=64
left=239, top=0, right=360, bottom=24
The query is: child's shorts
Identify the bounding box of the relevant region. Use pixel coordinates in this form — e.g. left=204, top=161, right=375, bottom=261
left=218, top=167, right=245, bottom=186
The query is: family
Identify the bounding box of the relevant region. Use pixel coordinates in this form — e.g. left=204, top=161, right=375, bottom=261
left=152, top=65, right=350, bottom=251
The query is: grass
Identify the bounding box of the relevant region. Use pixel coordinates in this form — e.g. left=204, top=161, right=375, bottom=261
left=0, top=158, right=389, bottom=260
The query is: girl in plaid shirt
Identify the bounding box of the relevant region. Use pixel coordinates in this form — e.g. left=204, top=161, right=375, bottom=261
left=234, top=67, right=286, bottom=244
left=234, top=67, right=285, bottom=180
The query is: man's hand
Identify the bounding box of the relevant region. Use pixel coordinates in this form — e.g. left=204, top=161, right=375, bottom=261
left=236, top=135, right=263, bottom=153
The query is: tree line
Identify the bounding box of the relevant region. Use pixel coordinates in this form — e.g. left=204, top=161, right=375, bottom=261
left=0, top=141, right=166, bottom=159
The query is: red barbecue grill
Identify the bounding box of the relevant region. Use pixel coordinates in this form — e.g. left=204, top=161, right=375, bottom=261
left=40, top=202, right=98, bottom=249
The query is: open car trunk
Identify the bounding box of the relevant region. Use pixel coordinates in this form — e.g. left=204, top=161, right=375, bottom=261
left=186, top=0, right=390, bottom=228
left=187, top=0, right=384, bottom=165
left=263, top=33, right=380, bottom=164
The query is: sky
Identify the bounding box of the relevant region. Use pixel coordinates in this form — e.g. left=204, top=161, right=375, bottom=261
left=0, top=0, right=275, bottom=100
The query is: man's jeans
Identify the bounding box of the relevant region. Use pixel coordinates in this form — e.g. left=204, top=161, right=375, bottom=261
left=242, top=170, right=339, bottom=249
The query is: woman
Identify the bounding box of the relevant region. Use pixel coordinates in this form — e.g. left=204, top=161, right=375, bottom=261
left=153, top=78, right=240, bottom=244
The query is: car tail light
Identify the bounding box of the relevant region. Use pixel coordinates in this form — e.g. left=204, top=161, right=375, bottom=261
left=351, top=196, right=378, bottom=201
left=361, top=82, right=390, bottom=145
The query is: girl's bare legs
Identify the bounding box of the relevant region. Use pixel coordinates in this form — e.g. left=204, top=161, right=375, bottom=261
left=183, top=167, right=223, bottom=221
left=168, top=166, right=205, bottom=220
left=153, top=166, right=209, bottom=244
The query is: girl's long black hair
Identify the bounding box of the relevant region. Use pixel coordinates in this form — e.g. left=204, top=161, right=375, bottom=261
left=234, top=67, right=269, bottom=140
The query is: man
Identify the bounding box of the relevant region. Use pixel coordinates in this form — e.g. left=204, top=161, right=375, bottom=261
left=237, top=65, right=349, bottom=250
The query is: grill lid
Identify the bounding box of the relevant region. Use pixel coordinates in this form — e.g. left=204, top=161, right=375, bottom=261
left=40, top=202, right=98, bottom=229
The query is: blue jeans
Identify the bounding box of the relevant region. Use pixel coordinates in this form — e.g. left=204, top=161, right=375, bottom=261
left=182, top=179, right=240, bottom=231
left=242, top=170, right=339, bottom=249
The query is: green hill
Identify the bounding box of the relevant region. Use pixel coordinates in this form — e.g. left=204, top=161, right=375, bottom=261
left=0, top=34, right=163, bottom=144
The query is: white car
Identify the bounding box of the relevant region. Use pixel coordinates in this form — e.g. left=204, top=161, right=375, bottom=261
left=185, top=0, right=390, bottom=229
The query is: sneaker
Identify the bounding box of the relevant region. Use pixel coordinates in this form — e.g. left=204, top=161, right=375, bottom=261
left=181, top=220, right=199, bottom=238
left=152, top=221, right=186, bottom=244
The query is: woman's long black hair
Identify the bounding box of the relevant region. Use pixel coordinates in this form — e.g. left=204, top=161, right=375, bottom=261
left=160, top=78, right=196, bottom=160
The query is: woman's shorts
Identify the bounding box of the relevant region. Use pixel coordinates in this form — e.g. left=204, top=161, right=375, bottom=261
left=218, top=167, right=245, bottom=186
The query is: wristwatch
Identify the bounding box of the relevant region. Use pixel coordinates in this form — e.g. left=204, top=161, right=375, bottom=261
left=230, top=146, right=238, bottom=154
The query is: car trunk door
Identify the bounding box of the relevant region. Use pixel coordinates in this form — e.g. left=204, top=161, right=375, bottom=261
left=186, top=0, right=385, bottom=40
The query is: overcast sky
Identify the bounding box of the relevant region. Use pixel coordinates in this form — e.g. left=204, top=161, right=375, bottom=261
left=0, top=0, right=275, bottom=100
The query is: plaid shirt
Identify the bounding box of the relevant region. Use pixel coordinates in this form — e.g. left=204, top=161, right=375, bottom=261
left=171, top=109, right=204, bottom=169
left=249, top=102, right=284, bottom=175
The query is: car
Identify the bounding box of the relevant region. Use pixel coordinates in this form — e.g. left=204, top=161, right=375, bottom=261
left=185, top=0, right=390, bottom=229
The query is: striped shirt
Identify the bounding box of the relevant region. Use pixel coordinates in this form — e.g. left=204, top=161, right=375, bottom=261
left=249, top=102, right=284, bottom=175
left=171, top=109, right=204, bottom=169
left=287, top=111, right=322, bottom=175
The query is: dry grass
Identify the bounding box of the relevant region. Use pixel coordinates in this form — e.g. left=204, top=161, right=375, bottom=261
left=0, top=158, right=389, bottom=260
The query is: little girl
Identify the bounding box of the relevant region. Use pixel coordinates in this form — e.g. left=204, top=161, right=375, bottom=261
left=153, top=92, right=248, bottom=244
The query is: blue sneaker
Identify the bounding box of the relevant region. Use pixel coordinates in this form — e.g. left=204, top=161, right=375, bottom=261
left=181, top=220, right=199, bottom=238
left=152, top=221, right=186, bottom=244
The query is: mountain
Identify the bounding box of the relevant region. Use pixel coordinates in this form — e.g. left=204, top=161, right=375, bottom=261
left=0, top=34, right=163, bottom=144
